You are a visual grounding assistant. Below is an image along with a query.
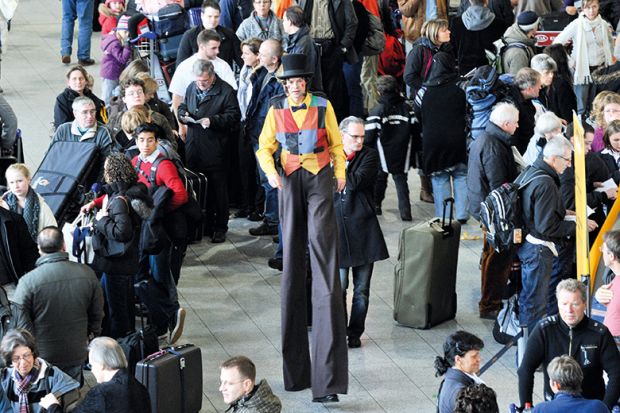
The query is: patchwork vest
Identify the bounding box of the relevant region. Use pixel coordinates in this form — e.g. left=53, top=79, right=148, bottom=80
left=272, top=94, right=331, bottom=176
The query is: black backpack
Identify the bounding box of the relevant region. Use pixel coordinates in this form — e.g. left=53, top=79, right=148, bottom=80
left=479, top=170, right=550, bottom=253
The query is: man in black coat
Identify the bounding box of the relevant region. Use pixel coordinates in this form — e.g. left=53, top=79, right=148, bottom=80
left=178, top=59, right=241, bottom=243
left=176, top=0, right=242, bottom=70
left=335, top=116, right=388, bottom=349
left=466, top=102, right=520, bottom=319
left=0, top=207, right=38, bottom=287
left=451, top=0, right=505, bottom=75
left=297, top=0, right=358, bottom=120
left=505, top=67, right=541, bottom=154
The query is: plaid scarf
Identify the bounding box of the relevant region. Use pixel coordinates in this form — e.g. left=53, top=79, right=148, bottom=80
left=12, top=360, right=40, bottom=413
left=5, top=188, right=40, bottom=241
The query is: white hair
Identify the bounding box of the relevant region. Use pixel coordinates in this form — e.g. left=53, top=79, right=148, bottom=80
left=489, top=102, right=519, bottom=125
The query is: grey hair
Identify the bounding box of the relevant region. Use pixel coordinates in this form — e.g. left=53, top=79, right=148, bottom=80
left=88, top=337, right=128, bottom=370
left=535, top=112, right=562, bottom=136
left=543, top=136, right=573, bottom=159
left=339, top=116, right=365, bottom=133
left=514, top=67, right=541, bottom=91
left=489, top=102, right=519, bottom=125
left=0, top=329, right=38, bottom=366
left=192, top=59, right=215, bottom=77
left=531, top=54, right=557, bottom=73
left=556, top=278, right=587, bottom=303
left=72, top=96, right=95, bottom=111
left=547, top=355, right=583, bottom=394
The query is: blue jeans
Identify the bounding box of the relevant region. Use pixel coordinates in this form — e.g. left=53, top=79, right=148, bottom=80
left=253, top=143, right=279, bottom=226
left=342, top=60, right=365, bottom=117
left=275, top=224, right=283, bottom=259
left=518, top=241, right=559, bottom=332
left=340, top=263, right=374, bottom=339
left=430, top=163, right=468, bottom=221
left=60, top=0, right=93, bottom=60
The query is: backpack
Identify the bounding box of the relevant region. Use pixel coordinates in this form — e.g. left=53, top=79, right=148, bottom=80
left=361, top=13, right=386, bottom=56
left=465, top=65, right=512, bottom=141
left=479, top=170, right=550, bottom=253
left=485, top=38, right=531, bottom=75
left=378, top=32, right=406, bottom=79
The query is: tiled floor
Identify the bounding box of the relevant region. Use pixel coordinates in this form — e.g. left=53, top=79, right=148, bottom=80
left=5, top=1, right=544, bottom=411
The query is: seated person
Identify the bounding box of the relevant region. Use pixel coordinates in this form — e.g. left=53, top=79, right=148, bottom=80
left=40, top=337, right=151, bottom=413
left=0, top=329, right=79, bottom=413
left=532, top=355, right=609, bottom=412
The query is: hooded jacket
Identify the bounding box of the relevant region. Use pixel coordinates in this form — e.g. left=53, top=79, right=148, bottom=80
left=417, top=52, right=467, bottom=174
left=100, top=33, right=132, bottom=81
left=450, top=5, right=505, bottom=75
left=403, top=36, right=453, bottom=98
left=501, top=23, right=536, bottom=75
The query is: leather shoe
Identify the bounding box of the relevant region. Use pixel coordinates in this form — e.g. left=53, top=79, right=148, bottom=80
left=249, top=223, right=278, bottom=236
left=61, top=55, right=71, bottom=64
left=248, top=211, right=263, bottom=221
left=211, top=231, right=226, bottom=243
left=312, top=394, right=339, bottom=403
left=78, top=58, right=95, bottom=66
left=348, top=337, right=361, bottom=348
left=268, top=257, right=282, bottom=271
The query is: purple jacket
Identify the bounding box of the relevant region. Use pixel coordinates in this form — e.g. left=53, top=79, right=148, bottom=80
left=100, top=33, right=132, bottom=81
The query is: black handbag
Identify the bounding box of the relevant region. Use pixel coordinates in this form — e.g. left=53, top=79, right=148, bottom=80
left=92, top=196, right=134, bottom=258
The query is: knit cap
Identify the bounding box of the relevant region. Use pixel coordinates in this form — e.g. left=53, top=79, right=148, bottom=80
left=517, top=11, right=540, bottom=32
left=116, top=15, right=130, bottom=31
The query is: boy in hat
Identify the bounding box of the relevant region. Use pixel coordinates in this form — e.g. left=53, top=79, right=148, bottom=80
left=256, top=53, right=348, bottom=403
left=100, top=15, right=132, bottom=104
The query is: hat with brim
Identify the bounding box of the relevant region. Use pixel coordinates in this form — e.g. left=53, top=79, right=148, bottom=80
left=277, top=54, right=314, bottom=80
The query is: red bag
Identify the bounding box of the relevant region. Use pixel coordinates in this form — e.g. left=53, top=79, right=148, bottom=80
left=378, top=32, right=406, bottom=80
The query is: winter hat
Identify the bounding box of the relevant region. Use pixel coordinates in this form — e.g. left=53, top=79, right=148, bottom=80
left=105, top=0, right=125, bottom=6
left=116, top=15, right=130, bottom=31
left=517, top=11, right=540, bottom=32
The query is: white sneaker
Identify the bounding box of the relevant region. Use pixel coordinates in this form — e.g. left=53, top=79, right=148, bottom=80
left=169, top=307, right=186, bottom=345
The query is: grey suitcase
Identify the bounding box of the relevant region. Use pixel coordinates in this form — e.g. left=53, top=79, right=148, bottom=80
left=393, top=198, right=461, bottom=328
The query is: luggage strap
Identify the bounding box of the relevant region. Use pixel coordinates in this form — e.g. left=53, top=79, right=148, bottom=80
left=168, top=348, right=187, bottom=413
left=135, top=157, right=163, bottom=188
left=478, top=328, right=524, bottom=375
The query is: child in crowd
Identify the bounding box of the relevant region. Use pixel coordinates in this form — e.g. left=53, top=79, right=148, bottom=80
left=599, top=119, right=620, bottom=184
left=98, top=0, right=126, bottom=36
left=100, top=15, right=132, bottom=105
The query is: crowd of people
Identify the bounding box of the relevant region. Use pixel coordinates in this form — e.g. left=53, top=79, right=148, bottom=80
left=3, top=0, right=620, bottom=410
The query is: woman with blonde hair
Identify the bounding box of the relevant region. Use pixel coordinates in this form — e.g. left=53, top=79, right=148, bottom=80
left=1, top=164, right=56, bottom=241
left=590, top=91, right=620, bottom=152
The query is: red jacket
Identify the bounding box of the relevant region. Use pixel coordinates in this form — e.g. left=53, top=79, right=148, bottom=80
left=131, top=155, right=188, bottom=211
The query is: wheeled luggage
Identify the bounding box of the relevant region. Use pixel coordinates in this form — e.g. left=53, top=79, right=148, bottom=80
left=118, top=314, right=159, bottom=376
left=135, top=344, right=202, bottom=413
left=393, top=198, right=460, bottom=328
left=151, top=4, right=188, bottom=38
left=187, top=7, right=201, bottom=27
left=185, top=168, right=207, bottom=243
left=32, top=141, right=99, bottom=225
left=158, top=33, right=184, bottom=61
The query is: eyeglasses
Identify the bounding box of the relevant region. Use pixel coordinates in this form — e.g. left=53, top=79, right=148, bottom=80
left=558, top=155, right=572, bottom=164
left=12, top=352, right=33, bottom=364
left=78, top=109, right=96, bottom=116
left=125, top=90, right=144, bottom=97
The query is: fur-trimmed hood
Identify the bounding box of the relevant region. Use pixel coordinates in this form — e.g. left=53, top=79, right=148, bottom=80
left=105, top=182, right=152, bottom=220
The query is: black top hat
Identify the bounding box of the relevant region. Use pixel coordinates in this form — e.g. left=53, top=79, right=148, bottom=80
left=277, top=54, right=314, bottom=80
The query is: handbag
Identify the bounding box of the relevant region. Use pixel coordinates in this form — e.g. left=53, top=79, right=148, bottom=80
left=62, top=213, right=95, bottom=264
left=493, top=294, right=520, bottom=345
left=92, top=196, right=134, bottom=258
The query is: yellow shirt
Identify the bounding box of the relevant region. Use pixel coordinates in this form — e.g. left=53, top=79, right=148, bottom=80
left=256, top=93, right=345, bottom=180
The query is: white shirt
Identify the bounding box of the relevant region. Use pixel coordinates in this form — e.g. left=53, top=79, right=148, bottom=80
left=169, top=54, right=237, bottom=97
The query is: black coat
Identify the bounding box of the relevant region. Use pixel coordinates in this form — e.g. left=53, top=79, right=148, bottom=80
left=450, top=9, right=505, bottom=76
left=365, top=93, right=417, bottom=173
left=505, top=85, right=536, bottom=155
left=418, top=53, right=467, bottom=174
left=543, top=76, right=577, bottom=123
left=466, top=121, right=519, bottom=218
left=334, top=147, right=388, bottom=268
left=178, top=77, right=241, bottom=172
left=283, top=25, right=323, bottom=92
left=244, top=67, right=284, bottom=145
left=54, top=88, right=106, bottom=129
left=0, top=208, right=38, bottom=285
left=404, top=37, right=453, bottom=98
left=176, top=25, right=242, bottom=69
left=298, top=0, right=359, bottom=64
left=92, top=183, right=150, bottom=275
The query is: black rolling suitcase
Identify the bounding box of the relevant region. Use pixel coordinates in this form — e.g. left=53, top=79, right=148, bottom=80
left=135, top=344, right=202, bottom=413
left=393, top=198, right=461, bottom=328
left=185, top=168, right=207, bottom=243
left=32, top=141, right=99, bottom=225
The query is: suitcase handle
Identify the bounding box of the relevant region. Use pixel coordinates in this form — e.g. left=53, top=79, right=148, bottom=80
left=441, top=197, right=455, bottom=237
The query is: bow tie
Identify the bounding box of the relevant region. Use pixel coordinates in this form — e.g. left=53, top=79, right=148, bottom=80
left=291, top=103, right=307, bottom=112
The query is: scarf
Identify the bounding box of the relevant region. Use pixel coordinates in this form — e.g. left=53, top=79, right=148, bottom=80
left=12, top=360, right=40, bottom=413
left=4, top=188, right=40, bottom=241
left=574, top=14, right=614, bottom=85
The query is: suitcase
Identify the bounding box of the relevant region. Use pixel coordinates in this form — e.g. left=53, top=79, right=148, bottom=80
left=187, top=7, right=201, bottom=27
left=393, top=198, right=460, bottom=329
left=158, top=34, right=183, bottom=61
left=32, top=141, right=99, bottom=225
left=539, top=11, right=575, bottom=31
left=135, top=344, right=203, bottom=413
left=151, top=3, right=188, bottom=37
left=184, top=168, right=207, bottom=243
